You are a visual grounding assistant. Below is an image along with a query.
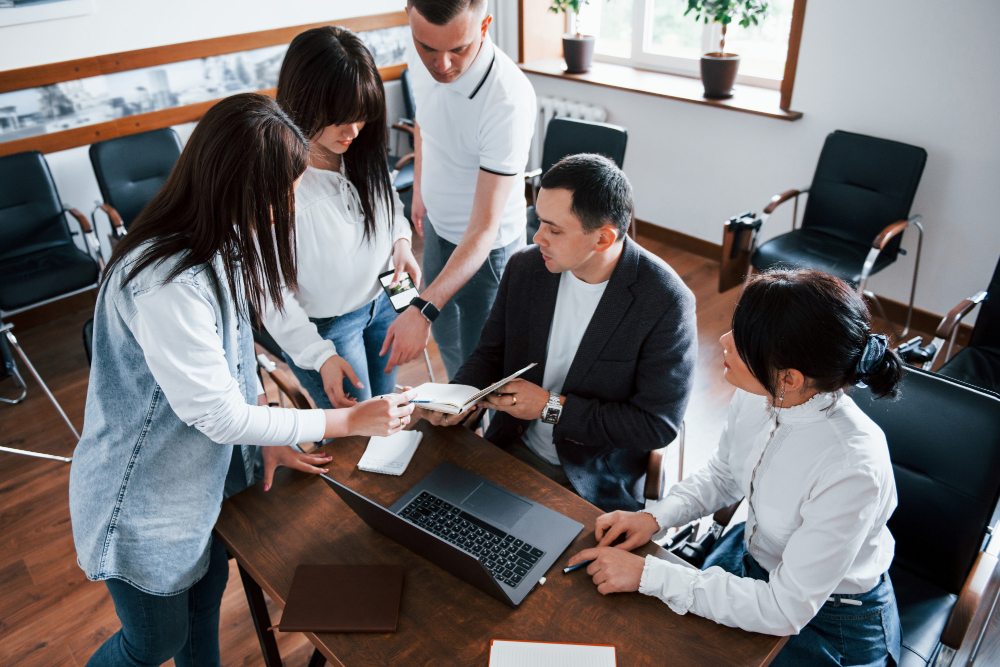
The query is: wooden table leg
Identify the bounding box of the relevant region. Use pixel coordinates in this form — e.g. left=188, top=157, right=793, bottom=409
left=237, top=562, right=284, bottom=667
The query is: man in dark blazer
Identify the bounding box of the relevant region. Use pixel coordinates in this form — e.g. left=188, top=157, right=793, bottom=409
left=417, top=154, right=697, bottom=512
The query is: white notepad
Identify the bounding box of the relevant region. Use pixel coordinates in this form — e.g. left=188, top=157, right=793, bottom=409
left=411, top=363, right=537, bottom=414
left=488, top=640, right=616, bottom=666
left=356, top=430, right=423, bottom=476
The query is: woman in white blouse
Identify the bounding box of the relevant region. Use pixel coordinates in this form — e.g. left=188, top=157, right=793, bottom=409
left=261, top=27, right=421, bottom=410
left=567, top=269, right=904, bottom=666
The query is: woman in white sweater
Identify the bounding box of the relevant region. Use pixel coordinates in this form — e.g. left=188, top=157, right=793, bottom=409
left=568, top=270, right=904, bottom=666
left=261, top=26, right=421, bottom=409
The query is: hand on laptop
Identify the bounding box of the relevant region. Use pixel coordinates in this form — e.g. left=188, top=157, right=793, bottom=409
left=478, top=379, right=554, bottom=421
left=566, top=546, right=645, bottom=595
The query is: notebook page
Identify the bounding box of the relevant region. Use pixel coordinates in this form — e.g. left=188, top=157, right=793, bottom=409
left=488, top=640, right=615, bottom=667
left=411, top=383, right=478, bottom=409
left=357, top=431, right=423, bottom=476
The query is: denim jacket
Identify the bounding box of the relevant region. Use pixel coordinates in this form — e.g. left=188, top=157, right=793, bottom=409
left=69, top=248, right=258, bottom=595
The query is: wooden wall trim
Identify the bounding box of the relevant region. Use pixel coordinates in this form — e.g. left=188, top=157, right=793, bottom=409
left=0, top=11, right=408, bottom=94
left=780, top=0, right=808, bottom=110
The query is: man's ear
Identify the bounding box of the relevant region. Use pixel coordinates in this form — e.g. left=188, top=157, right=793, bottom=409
left=594, top=225, right=620, bottom=252
left=481, top=14, right=493, bottom=37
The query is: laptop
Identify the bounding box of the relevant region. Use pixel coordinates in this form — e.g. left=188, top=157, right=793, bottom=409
left=321, top=461, right=583, bottom=607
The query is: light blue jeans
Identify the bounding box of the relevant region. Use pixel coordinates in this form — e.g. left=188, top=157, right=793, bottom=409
left=422, top=218, right=524, bottom=379
left=283, top=292, right=399, bottom=409
left=704, top=523, right=902, bottom=666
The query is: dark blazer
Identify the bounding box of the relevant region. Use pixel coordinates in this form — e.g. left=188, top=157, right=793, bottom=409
left=452, top=237, right=697, bottom=511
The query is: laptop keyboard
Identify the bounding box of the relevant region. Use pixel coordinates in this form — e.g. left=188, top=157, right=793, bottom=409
left=399, top=491, right=545, bottom=587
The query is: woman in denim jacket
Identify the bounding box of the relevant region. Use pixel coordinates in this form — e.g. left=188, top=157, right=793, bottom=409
left=70, top=94, right=416, bottom=667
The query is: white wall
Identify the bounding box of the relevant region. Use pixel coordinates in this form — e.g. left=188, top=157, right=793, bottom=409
left=521, top=0, right=1000, bottom=321
left=1, top=0, right=408, bottom=258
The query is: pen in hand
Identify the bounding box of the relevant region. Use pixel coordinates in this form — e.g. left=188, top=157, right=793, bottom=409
left=563, top=559, right=593, bottom=574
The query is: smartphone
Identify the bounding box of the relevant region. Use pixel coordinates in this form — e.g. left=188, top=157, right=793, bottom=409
left=379, top=270, right=420, bottom=313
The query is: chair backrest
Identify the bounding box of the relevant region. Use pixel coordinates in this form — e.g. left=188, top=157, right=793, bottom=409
left=400, top=68, right=417, bottom=121
left=852, top=366, right=1000, bottom=594
left=541, top=117, right=628, bottom=176
left=969, top=254, right=1000, bottom=349
left=802, top=130, right=926, bottom=258
left=89, top=128, right=182, bottom=230
left=0, top=151, right=74, bottom=262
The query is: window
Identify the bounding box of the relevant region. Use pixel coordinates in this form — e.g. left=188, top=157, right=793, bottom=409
left=577, top=0, right=796, bottom=90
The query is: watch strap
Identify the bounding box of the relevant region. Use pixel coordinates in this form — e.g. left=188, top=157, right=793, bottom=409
left=410, top=297, right=440, bottom=323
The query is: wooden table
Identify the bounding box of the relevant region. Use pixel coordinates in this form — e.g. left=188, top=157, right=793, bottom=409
left=214, top=421, right=787, bottom=667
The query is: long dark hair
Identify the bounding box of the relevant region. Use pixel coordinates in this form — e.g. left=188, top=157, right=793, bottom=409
left=104, top=93, right=309, bottom=318
left=732, top=270, right=905, bottom=400
left=277, top=26, right=393, bottom=241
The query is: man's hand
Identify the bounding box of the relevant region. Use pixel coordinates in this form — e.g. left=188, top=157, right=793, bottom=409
left=478, top=378, right=552, bottom=420
left=594, top=510, right=661, bottom=550
left=411, top=186, right=426, bottom=238
left=261, top=446, right=333, bottom=492
left=414, top=404, right=478, bottom=427
left=566, top=546, right=646, bottom=595
left=319, top=356, right=363, bottom=408
left=380, top=306, right=430, bottom=373
left=391, top=238, right=422, bottom=289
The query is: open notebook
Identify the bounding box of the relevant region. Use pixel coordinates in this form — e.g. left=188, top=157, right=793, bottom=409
left=357, top=430, right=423, bottom=476
left=488, top=640, right=616, bottom=666
left=411, top=363, right=537, bottom=414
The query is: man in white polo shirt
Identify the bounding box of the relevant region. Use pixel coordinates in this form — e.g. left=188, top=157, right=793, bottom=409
left=380, top=0, right=536, bottom=378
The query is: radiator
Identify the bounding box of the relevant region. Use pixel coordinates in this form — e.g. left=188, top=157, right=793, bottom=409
left=529, top=96, right=609, bottom=171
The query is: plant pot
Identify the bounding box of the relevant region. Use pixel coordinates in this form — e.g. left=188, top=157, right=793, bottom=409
left=563, top=34, right=596, bottom=74
left=700, top=52, right=741, bottom=99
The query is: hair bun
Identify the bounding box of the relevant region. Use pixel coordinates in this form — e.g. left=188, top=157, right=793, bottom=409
left=855, top=334, right=888, bottom=387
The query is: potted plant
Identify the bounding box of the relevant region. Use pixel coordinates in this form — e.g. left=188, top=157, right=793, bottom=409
left=685, top=0, right=769, bottom=98
left=549, top=0, right=597, bottom=74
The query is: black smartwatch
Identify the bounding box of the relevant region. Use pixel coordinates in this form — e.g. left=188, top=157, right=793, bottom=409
left=410, top=297, right=440, bottom=323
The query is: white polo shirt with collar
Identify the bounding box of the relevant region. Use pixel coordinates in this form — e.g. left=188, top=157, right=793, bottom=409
left=407, top=34, right=536, bottom=249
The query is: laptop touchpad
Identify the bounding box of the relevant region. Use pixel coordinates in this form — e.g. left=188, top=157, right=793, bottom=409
left=461, top=483, right=532, bottom=529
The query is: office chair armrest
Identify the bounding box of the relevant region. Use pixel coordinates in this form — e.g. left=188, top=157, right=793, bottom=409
left=95, top=203, right=126, bottom=237
left=64, top=207, right=93, bottom=233
left=934, top=290, right=987, bottom=340
left=391, top=122, right=415, bottom=137
left=940, top=524, right=1000, bottom=649
left=644, top=448, right=666, bottom=501
left=394, top=153, right=415, bottom=171
left=762, top=188, right=806, bottom=215
left=871, top=218, right=912, bottom=250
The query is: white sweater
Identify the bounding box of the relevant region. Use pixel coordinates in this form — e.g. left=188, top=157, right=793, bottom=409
left=640, top=389, right=897, bottom=636
left=261, top=165, right=412, bottom=372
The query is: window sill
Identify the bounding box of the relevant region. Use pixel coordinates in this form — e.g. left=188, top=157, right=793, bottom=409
left=519, top=59, right=802, bottom=122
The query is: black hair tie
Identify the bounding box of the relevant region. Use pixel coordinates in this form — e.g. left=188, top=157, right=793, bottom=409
left=855, top=334, right=888, bottom=387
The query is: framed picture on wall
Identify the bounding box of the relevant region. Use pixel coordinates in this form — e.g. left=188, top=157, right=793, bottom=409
left=0, top=0, right=95, bottom=28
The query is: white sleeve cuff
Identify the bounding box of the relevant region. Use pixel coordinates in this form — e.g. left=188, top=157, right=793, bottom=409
left=298, top=408, right=327, bottom=443
left=292, top=339, right=337, bottom=373
left=644, top=495, right=691, bottom=541
left=639, top=555, right=699, bottom=616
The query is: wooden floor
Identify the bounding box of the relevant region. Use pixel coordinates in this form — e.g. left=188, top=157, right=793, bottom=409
left=0, top=233, right=993, bottom=667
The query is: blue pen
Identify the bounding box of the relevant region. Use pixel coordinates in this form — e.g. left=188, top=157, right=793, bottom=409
left=563, top=559, right=594, bottom=574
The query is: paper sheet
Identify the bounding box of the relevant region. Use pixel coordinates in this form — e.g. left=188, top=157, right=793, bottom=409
left=357, top=430, right=423, bottom=476
left=488, top=640, right=616, bottom=667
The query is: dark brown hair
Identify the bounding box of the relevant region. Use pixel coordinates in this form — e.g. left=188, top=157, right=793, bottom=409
left=540, top=154, right=632, bottom=239
left=407, top=0, right=486, bottom=25
left=104, top=93, right=309, bottom=319
left=277, top=26, right=392, bottom=242
left=732, top=269, right=905, bottom=400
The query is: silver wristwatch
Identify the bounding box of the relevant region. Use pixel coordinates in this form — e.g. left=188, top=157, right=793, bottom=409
left=540, top=390, right=562, bottom=424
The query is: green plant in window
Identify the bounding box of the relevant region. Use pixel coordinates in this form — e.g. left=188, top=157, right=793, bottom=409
left=684, top=0, right=769, bottom=55
left=549, top=0, right=608, bottom=38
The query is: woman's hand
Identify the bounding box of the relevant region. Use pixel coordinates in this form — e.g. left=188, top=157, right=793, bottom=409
left=390, top=238, right=422, bottom=290
left=261, top=446, right=333, bottom=492
left=566, top=546, right=646, bottom=595
left=334, top=389, right=418, bottom=438
left=319, top=356, right=363, bottom=408
left=477, top=379, right=553, bottom=421
left=594, top=510, right=661, bottom=550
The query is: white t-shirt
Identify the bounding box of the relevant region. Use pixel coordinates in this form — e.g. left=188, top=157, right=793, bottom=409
left=523, top=271, right=609, bottom=464
left=407, top=34, right=536, bottom=249
left=260, top=165, right=411, bottom=372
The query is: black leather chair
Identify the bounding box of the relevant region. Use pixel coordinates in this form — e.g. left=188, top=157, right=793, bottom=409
left=742, top=130, right=928, bottom=338
left=89, top=128, right=182, bottom=240
left=525, top=116, right=629, bottom=242
left=915, top=254, right=1000, bottom=395
left=852, top=367, right=1000, bottom=666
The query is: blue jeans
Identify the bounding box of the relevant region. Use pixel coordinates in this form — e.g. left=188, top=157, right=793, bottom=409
left=87, top=537, right=230, bottom=667
left=422, top=218, right=524, bottom=379
left=283, top=292, right=398, bottom=410
left=704, top=523, right=901, bottom=666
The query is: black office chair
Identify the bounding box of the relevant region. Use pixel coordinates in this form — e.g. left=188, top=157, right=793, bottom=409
left=738, top=131, right=928, bottom=339
left=0, top=150, right=102, bottom=458
left=909, top=253, right=1000, bottom=394
left=525, top=116, right=630, bottom=242
left=89, top=128, right=183, bottom=241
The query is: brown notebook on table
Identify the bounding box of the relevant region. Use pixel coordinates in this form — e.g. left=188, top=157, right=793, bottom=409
left=277, top=564, right=404, bottom=633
